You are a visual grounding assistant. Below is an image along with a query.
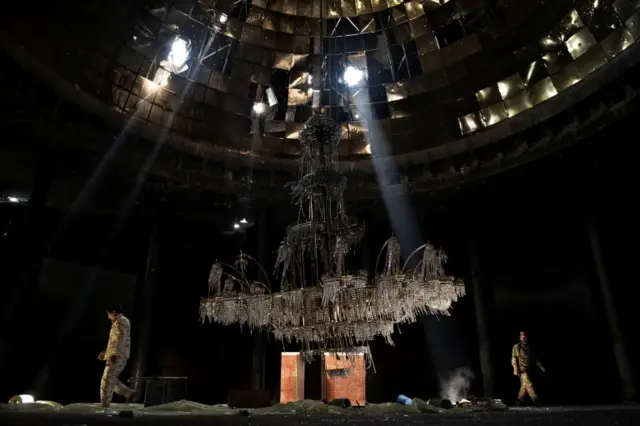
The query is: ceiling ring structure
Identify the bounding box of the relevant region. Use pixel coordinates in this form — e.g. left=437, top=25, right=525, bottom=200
left=1, top=0, right=640, bottom=192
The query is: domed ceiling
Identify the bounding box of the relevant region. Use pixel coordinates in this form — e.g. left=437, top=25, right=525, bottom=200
left=3, top=0, right=640, bottom=195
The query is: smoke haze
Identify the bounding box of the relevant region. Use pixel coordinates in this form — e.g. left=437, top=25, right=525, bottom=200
left=440, top=367, right=475, bottom=403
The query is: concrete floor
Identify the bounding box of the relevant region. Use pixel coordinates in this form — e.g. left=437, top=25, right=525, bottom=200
left=1, top=405, right=639, bottom=426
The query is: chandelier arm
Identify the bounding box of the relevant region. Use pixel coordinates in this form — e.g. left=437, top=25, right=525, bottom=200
left=374, top=238, right=391, bottom=275
left=218, top=263, right=251, bottom=291
left=241, top=253, right=273, bottom=292
left=401, top=243, right=428, bottom=272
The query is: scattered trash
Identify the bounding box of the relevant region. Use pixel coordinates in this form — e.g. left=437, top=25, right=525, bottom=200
left=396, top=395, right=413, bottom=405
left=328, top=399, right=351, bottom=408
left=428, top=397, right=453, bottom=409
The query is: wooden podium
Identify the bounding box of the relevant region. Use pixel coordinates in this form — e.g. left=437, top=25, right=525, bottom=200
left=279, top=352, right=366, bottom=404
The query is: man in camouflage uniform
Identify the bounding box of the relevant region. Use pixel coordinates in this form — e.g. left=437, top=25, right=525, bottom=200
left=511, top=331, right=545, bottom=406
left=98, top=305, right=135, bottom=407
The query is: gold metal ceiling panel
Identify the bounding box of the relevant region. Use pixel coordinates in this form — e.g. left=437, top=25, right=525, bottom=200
left=273, top=51, right=295, bottom=69
left=267, top=0, right=284, bottom=14
left=550, top=63, right=583, bottom=91
left=342, top=0, right=358, bottom=17
left=297, top=0, right=313, bottom=17
left=360, top=14, right=376, bottom=32
left=280, top=14, right=296, bottom=34
left=528, top=77, right=558, bottom=106
left=541, top=47, right=573, bottom=75
left=264, top=119, right=286, bottom=134
left=476, top=84, right=502, bottom=108
left=329, top=0, right=343, bottom=17
left=391, top=5, right=409, bottom=24
left=291, top=53, right=309, bottom=67
left=459, top=112, right=482, bottom=134
left=312, top=1, right=323, bottom=18
left=288, top=88, right=311, bottom=105
left=409, top=15, right=430, bottom=38
left=224, top=18, right=243, bottom=40
left=404, top=78, right=426, bottom=95
left=454, top=0, right=484, bottom=20
left=238, top=44, right=267, bottom=67
left=285, top=122, right=304, bottom=139
left=387, top=0, right=403, bottom=8
left=282, top=0, right=297, bottom=15
left=225, top=94, right=250, bottom=116
left=504, top=91, right=532, bottom=118
left=251, top=66, right=273, bottom=85
left=385, top=82, right=409, bottom=102
left=339, top=123, right=350, bottom=139
left=627, top=10, right=640, bottom=39
left=497, top=74, right=525, bottom=100
left=613, top=0, right=639, bottom=21
left=184, top=0, right=471, bottom=61
left=208, top=72, right=231, bottom=92
left=263, top=29, right=278, bottom=50
left=348, top=121, right=368, bottom=135
left=371, top=0, right=387, bottom=13
left=228, top=76, right=250, bottom=97
left=349, top=87, right=372, bottom=105
left=423, top=0, right=443, bottom=13
left=405, top=1, right=425, bottom=19
left=600, top=27, right=635, bottom=58
left=276, top=34, right=295, bottom=52
left=438, top=33, right=482, bottom=67
left=355, top=0, right=373, bottom=16
left=241, top=25, right=265, bottom=47
left=565, top=27, right=597, bottom=59
left=262, top=11, right=278, bottom=31
left=418, top=51, right=442, bottom=74
left=558, top=9, right=585, bottom=41
left=574, top=45, right=608, bottom=77
left=415, top=33, right=439, bottom=56
left=421, top=68, right=449, bottom=91
left=247, top=7, right=266, bottom=26
left=521, top=59, right=548, bottom=88
left=252, top=0, right=268, bottom=9
left=479, top=102, right=507, bottom=127
left=232, top=60, right=254, bottom=80
left=347, top=52, right=368, bottom=69
left=393, top=22, right=413, bottom=44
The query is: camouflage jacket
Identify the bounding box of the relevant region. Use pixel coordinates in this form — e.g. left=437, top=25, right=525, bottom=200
left=106, top=314, right=131, bottom=359
left=511, top=342, right=542, bottom=373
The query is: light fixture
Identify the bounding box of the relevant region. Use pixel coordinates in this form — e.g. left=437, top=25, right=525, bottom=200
left=233, top=223, right=241, bottom=230
left=167, top=37, right=190, bottom=72
left=218, top=13, right=228, bottom=24
left=151, top=36, right=191, bottom=87
left=343, top=66, right=364, bottom=87
left=239, top=218, right=248, bottom=224
left=252, top=102, right=266, bottom=115
left=8, top=197, right=19, bottom=203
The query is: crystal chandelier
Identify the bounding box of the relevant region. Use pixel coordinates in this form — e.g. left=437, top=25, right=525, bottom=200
left=200, top=115, right=466, bottom=364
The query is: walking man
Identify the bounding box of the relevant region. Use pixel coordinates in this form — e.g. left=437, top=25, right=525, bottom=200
left=511, top=331, right=545, bottom=406
left=98, top=305, right=135, bottom=407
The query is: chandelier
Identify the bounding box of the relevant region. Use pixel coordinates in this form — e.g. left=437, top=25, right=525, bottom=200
left=200, top=114, right=465, bottom=364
